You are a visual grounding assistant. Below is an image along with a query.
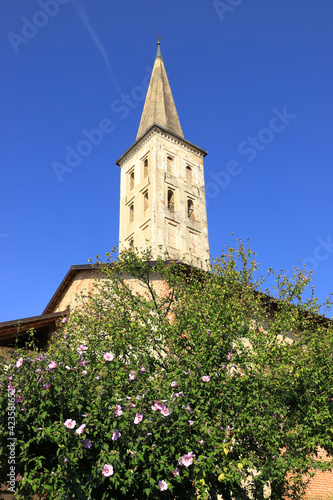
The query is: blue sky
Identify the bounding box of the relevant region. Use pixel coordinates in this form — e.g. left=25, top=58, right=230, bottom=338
left=1, top=0, right=333, bottom=321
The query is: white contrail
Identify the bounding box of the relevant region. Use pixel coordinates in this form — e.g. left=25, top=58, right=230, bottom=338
left=72, top=0, right=122, bottom=94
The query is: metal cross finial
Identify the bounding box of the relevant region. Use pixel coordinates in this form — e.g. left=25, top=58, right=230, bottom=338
left=156, top=35, right=161, bottom=45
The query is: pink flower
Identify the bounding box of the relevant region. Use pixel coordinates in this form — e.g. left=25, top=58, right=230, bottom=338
left=61, top=318, right=67, bottom=323
left=179, top=451, right=195, bottom=467
left=82, top=370, right=88, bottom=375
left=16, top=395, right=24, bottom=403
left=134, top=413, right=143, bottom=424
left=160, top=405, right=170, bottom=417
left=188, top=420, right=194, bottom=425
left=198, top=438, right=204, bottom=445
left=158, top=480, right=168, bottom=491
left=112, top=429, right=121, bottom=441
left=151, top=402, right=162, bottom=412
left=48, top=361, right=57, bottom=370
left=103, top=352, right=114, bottom=361
left=8, top=383, right=15, bottom=394
left=171, top=381, right=178, bottom=387
left=129, top=370, right=136, bottom=380
left=75, top=424, right=86, bottom=435
left=202, top=375, right=210, bottom=382
left=64, top=419, right=76, bottom=429
left=43, top=381, right=51, bottom=390
left=172, top=468, right=179, bottom=476
left=140, top=366, right=146, bottom=372
left=102, top=464, right=114, bottom=477
left=115, top=405, right=122, bottom=416
left=15, top=358, right=23, bottom=368
left=77, top=345, right=88, bottom=354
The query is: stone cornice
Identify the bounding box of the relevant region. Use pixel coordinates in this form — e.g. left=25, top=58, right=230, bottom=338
left=116, top=124, right=207, bottom=167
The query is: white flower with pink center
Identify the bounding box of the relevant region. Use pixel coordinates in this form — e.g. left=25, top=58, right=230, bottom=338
left=64, top=419, right=76, bottom=429
left=160, top=405, right=170, bottom=417
left=129, top=370, right=136, bottom=380
left=202, top=375, right=210, bottom=382
left=77, top=345, right=88, bottom=354
left=134, top=413, right=143, bottom=424
left=15, top=358, right=23, bottom=368
left=102, top=464, right=114, bottom=477
left=171, top=381, right=178, bottom=387
left=103, top=352, right=114, bottom=362
left=115, top=405, right=122, bottom=416
left=75, top=423, right=86, bottom=435
left=151, top=402, right=162, bottom=412
left=158, top=480, right=168, bottom=490
left=179, top=451, right=195, bottom=467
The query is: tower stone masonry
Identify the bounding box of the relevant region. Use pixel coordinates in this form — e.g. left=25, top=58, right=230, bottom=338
left=116, top=42, right=210, bottom=270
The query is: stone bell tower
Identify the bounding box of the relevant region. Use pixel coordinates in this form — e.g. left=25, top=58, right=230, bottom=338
left=116, top=41, right=210, bottom=269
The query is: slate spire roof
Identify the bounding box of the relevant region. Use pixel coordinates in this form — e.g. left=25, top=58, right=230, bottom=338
left=136, top=41, right=184, bottom=139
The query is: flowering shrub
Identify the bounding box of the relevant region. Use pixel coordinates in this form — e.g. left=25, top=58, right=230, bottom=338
left=0, top=246, right=333, bottom=499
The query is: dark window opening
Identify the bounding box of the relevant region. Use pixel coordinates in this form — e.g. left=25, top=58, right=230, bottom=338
left=168, top=189, right=175, bottom=211
left=129, top=203, right=134, bottom=223
left=130, top=170, right=135, bottom=190
left=187, top=199, right=194, bottom=219
left=144, top=190, right=149, bottom=211
left=144, top=158, right=149, bottom=178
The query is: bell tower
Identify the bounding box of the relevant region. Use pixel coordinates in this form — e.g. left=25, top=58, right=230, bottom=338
left=116, top=42, right=210, bottom=269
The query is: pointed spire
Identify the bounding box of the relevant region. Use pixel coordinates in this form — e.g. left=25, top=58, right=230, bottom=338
left=156, top=38, right=162, bottom=58
left=136, top=41, right=184, bottom=139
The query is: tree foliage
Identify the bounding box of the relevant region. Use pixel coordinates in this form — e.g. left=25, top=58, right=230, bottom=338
left=1, top=245, right=333, bottom=499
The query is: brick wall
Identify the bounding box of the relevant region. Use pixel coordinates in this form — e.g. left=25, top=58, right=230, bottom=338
left=303, top=448, right=333, bottom=500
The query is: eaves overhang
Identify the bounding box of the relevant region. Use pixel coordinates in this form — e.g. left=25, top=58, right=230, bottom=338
left=0, top=310, right=67, bottom=345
